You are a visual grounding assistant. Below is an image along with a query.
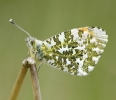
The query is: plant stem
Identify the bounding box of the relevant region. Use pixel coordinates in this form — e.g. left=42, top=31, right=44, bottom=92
left=30, top=61, right=42, bottom=100
left=8, top=59, right=29, bottom=100
left=8, top=57, right=42, bottom=100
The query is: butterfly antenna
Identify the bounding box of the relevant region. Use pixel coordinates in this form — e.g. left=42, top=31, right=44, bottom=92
left=9, top=19, right=32, bottom=38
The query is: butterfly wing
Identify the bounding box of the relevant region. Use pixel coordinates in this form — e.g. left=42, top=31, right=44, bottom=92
left=42, top=27, right=108, bottom=76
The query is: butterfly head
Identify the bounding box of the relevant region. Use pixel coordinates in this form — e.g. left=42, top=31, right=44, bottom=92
left=26, top=37, right=35, bottom=49
left=25, top=37, right=43, bottom=60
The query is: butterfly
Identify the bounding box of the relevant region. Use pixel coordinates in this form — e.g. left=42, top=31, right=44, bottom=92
left=9, top=19, right=108, bottom=76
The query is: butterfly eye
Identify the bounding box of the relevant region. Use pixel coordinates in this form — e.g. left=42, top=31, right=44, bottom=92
left=30, top=40, right=34, bottom=45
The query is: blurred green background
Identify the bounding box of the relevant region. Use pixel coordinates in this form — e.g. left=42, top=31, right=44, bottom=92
left=0, top=0, right=115, bottom=100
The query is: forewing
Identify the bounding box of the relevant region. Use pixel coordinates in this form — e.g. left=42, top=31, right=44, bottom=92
left=42, top=27, right=108, bottom=76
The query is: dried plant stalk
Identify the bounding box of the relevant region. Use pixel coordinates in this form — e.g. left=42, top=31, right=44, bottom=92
left=30, top=60, right=42, bottom=100
left=8, top=57, right=42, bottom=100
left=8, top=59, right=29, bottom=100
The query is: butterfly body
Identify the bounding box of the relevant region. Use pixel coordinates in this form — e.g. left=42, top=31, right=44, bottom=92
left=26, top=27, right=108, bottom=76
